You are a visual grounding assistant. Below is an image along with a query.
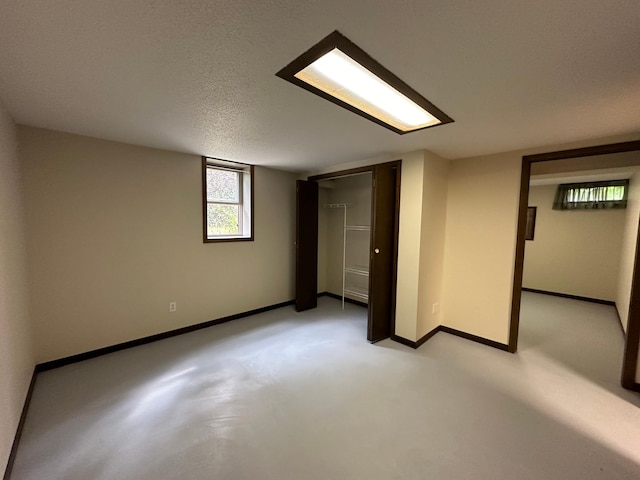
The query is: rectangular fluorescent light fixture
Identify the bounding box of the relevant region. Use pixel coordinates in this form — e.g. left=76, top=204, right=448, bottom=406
left=276, top=31, right=453, bottom=134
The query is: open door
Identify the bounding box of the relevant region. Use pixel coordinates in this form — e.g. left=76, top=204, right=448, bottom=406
left=295, top=180, right=318, bottom=311
left=367, top=162, right=400, bottom=342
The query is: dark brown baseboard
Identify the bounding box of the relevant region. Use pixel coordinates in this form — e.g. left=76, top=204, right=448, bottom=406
left=391, top=326, right=440, bottom=349
left=318, top=291, right=368, bottom=308
left=416, top=326, right=440, bottom=348
left=522, top=287, right=615, bottom=306
left=3, top=368, right=38, bottom=480
left=390, top=334, right=418, bottom=348
left=37, top=299, right=295, bottom=372
left=7, top=300, right=297, bottom=478
left=391, top=325, right=509, bottom=352
left=614, top=305, right=626, bottom=336
left=439, top=326, right=510, bottom=352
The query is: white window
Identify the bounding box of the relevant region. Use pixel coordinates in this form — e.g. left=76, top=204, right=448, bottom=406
left=553, top=179, right=628, bottom=210
left=202, top=158, right=253, bottom=242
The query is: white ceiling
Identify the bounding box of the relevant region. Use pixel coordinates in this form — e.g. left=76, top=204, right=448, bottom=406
left=0, top=1, right=639, bottom=171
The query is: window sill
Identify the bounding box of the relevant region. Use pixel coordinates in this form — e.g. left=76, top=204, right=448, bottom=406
left=204, top=235, right=254, bottom=243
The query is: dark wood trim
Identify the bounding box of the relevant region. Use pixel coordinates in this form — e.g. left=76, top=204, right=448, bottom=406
left=389, top=161, right=402, bottom=344
left=320, top=291, right=368, bottom=308
left=439, top=326, right=510, bottom=352
left=524, top=140, right=640, bottom=163
left=511, top=140, right=640, bottom=391
left=201, top=156, right=207, bottom=242
left=390, top=334, right=420, bottom=349
left=614, top=304, right=626, bottom=337
left=522, top=287, right=615, bottom=306
left=308, top=165, right=374, bottom=182
left=391, top=324, right=508, bottom=351
left=3, top=368, right=37, bottom=480
left=250, top=164, right=255, bottom=240
left=203, top=236, right=254, bottom=243
left=202, top=158, right=255, bottom=243
left=295, top=180, right=319, bottom=311
left=391, top=326, right=441, bottom=349
left=275, top=30, right=453, bottom=135
left=37, top=300, right=294, bottom=372
left=367, top=161, right=401, bottom=342
left=416, top=326, right=442, bottom=348
left=509, top=155, right=531, bottom=353
left=622, top=201, right=640, bottom=388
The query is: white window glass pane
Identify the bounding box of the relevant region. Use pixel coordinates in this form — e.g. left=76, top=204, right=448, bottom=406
left=607, top=186, right=624, bottom=201
left=567, top=185, right=625, bottom=203
left=206, top=168, right=239, bottom=203
left=207, top=204, right=240, bottom=236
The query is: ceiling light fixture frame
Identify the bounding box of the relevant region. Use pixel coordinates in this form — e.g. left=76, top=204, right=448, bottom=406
left=276, top=30, right=454, bottom=135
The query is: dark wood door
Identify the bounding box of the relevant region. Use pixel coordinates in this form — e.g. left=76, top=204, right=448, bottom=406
left=368, top=162, right=400, bottom=342
left=295, top=180, right=319, bottom=312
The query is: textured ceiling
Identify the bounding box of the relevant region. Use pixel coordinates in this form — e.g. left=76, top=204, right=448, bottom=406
left=0, top=1, right=639, bottom=171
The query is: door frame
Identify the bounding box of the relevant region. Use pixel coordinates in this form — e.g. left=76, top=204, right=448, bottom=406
left=509, top=140, right=640, bottom=391
left=308, top=160, right=402, bottom=341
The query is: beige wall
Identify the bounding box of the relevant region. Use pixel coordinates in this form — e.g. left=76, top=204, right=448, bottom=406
left=394, top=152, right=427, bottom=340
left=307, top=136, right=640, bottom=378
left=524, top=184, right=625, bottom=301
left=19, top=127, right=297, bottom=363
left=0, top=104, right=34, bottom=472
left=439, top=134, right=640, bottom=346
left=441, top=152, right=522, bottom=344
left=416, top=152, right=449, bottom=339
left=617, top=172, right=640, bottom=333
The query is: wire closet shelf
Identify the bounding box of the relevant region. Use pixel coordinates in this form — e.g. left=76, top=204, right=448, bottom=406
left=324, top=203, right=370, bottom=309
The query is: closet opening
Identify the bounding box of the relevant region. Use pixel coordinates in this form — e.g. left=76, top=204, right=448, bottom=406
left=318, top=173, right=373, bottom=309
left=296, top=161, right=401, bottom=343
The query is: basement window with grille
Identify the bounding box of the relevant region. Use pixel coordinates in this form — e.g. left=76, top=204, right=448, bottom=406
left=202, top=157, right=254, bottom=242
left=552, top=179, right=628, bottom=210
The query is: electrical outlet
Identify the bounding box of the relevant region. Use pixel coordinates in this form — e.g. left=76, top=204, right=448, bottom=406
left=169, top=302, right=177, bottom=312
left=432, top=302, right=439, bottom=315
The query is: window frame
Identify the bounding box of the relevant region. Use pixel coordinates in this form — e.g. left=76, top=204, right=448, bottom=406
left=202, top=157, right=254, bottom=243
left=552, top=179, right=628, bottom=210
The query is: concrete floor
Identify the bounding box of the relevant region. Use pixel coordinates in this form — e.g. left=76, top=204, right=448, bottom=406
left=9, top=293, right=640, bottom=479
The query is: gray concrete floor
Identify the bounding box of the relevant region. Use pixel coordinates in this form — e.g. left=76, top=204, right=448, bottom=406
left=9, top=294, right=640, bottom=479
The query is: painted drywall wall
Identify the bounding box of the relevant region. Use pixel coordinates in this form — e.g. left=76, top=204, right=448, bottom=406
left=532, top=151, right=640, bottom=176
left=19, top=127, right=297, bottom=363
left=416, top=152, right=449, bottom=339
left=307, top=135, right=640, bottom=352
left=523, top=184, right=625, bottom=301
left=617, top=171, right=640, bottom=333
left=439, top=134, right=640, bottom=347
left=394, top=152, right=427, bottom=340
left=322, top=174, right=372, bottom=302
left=441, top=152, right=522, bottom=344
left=0, top=103, right=34, bottom=473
